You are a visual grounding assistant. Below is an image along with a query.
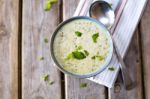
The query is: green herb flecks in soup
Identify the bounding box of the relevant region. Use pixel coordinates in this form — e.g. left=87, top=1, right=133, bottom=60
left=53, top=19, right=111, bottom=75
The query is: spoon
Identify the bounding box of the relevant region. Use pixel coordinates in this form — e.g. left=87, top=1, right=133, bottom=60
left=89, top=1, right=132, bottom=90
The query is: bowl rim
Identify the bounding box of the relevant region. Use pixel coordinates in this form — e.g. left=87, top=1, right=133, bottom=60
left=50, top=16, right=113, bottom=78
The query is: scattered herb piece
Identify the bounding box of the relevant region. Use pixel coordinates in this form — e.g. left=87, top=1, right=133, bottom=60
left=42, top=74, right=49, bottom=81
left=48, top=80, right=54, bottom=85
left=84, top=50, right=89, bottom=56
left=72, top=51, right=86, bottom=60
left=109, top=3, right=113, bottom=7
left=44, top=0, right=57, bottom=11
left=65, top=53, right=74, bottom=60
left=108, top=67, right=115, bottom=71
left=44, top=38, right=49, bottom=43
left=40, top=57, right=44, bottom=61
left=44, top=1, right=52, bottom=11
left=91, top=56, right=96, bottom=60
left=96, top=55, right=104, bottom=61
left=92, top=33, right=99, bottom=43
left=50, top=0, right=57, bottom=4
left=75, top=31, right=82, bottom=37
left=76, top=45, right=83, bottom=50
left=80, top=83, right=87, bottom=88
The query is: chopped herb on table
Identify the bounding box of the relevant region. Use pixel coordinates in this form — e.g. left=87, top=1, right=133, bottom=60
left=42, top=74, right=49, bottom=81
left=108, top=67, right=115, bottom=71
left=40, top=57, right=44, bottom=61
left=48, top=80, right=54, bottom=85
left=80, top=83, right=87, bottom=88
left=92, top=33, right=99, bottom=43
left=44, top=38, right=49, bottom=43
left=75, top=31, right=82, bottom=37
left=44, top=0, right=57, bottom=11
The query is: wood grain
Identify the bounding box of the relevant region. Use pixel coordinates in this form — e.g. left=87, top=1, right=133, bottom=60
left=22, top=0, right=62, bottom=99
left=109, top=30, right=143, bottom=99
left=140, top=1, right=150, bottom=99
left=63, top=0, right=107, bottom=99
left=0, top=0, right=19, bottom=99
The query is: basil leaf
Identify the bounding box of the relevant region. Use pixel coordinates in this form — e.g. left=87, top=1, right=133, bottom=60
left=65, top=53, right=74, bottom=60
left=75, top=45, right=83, bottom=50
left=48, top=80, right=54, bottom=85
left=44, top=2, right=52, bottom=11
left=50, top=0, right=57, bottom=4
left=42, top=74, right=49, bottom=81
left=80, top=83, right=87, bottom=88
left=84, top=50, right=89, bottom=56
left=91, top=56, right=96, bottom=60
left=44, top=0, right=57, bottom=11
left=92, top=33, right=99, bottom=43
left=108, top=67, right=115, bottom=71
left=44, top=38, right=49, bottom=43
left=72, top=51, right=86, bottom=60
left=96, top=55, right=104, bottom=61
left=75, top=31, right=82, bottom=37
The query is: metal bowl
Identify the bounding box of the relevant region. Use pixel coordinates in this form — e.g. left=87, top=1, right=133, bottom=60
left=50, top=16, right=113, bottom=78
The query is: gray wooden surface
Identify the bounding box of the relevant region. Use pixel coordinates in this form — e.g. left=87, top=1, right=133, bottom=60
left=0, top=0, right=19, bottom=99
left=22, top=0, right=62, bottom=99
left=0, top=0, right=149, bottom=99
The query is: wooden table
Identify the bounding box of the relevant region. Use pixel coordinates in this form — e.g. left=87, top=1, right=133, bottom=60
left=0, top=0, right=150, bottom=99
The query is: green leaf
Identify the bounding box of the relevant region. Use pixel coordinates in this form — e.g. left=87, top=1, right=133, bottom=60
left=75, top=31, right=82, bottom=37
left=84, top=50, right=89, bottom=56
left=44, top=2, right=52, bottom=11
left=92, top=33, right=99, bottom=43
left=48, top=80, right=54, bottom=85
left=108, top=67, right=115, bottom=71
left=50, top=0, right=57, bottom=4
left=65, top=53, right=74, bottom=60
left=40, top=57, right=44, bottom=61
left=72, top=51, right=86, bottom=60
left=80, top=83, right=87, bottom=88
left=96, top=55, right=104, bottom=61
left=75, top=45, right=83, bottom=50
left=109, top=3, right=113, bottom=7
left=44, top=0, right=57, bottom=11
left=91, top=56, right=96, bottom=60
left=44, top=38, right=49, bottom=43
left=41, top=74, right=49, bottom=81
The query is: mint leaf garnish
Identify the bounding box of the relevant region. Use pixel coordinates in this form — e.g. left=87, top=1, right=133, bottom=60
left=72, top=51, right=86, bottom=60
left=75, top=31, right=82, bottom=37
left=108, top=67, right=115, bottom=71
left=92, top=33, right=99, bottom=43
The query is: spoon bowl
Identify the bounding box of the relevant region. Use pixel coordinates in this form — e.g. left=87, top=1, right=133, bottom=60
left=89, top=1, right=133, bottom=90
left=89, top=1, right=115, bottom=29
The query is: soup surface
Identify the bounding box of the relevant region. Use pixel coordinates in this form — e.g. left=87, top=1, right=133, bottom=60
left=53, top=18, right=111, bottom=75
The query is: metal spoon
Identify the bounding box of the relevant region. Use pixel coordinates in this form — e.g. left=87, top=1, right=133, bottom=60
left=89, top=1, right=132, bottom=90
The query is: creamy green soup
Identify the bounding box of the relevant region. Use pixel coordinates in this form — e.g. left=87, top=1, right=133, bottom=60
left=53, top=19, right=111, bottom=75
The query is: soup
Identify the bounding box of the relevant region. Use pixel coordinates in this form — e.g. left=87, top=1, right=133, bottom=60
left=53, top=18, right=112, bottom=75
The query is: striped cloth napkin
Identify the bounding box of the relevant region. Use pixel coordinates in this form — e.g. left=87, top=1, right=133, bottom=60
left=72, top=0, right=147, bottom=88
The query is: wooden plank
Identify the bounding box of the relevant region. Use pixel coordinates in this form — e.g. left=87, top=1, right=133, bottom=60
left=140, top=1, right=150, bottom=99
left=109, top=30, right=143, bottom=99
left=22, top=0, right=62, bottom=99
left=63, top=0, right=107, bottom=99
left=0, top=0, right=19, bottom=99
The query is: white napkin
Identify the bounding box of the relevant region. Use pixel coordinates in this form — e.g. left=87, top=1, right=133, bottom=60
left=72, top=0, right=147, bottom=88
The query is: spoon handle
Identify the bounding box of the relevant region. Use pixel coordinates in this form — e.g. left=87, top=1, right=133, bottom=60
left=112, top=38, right=133, bottom=90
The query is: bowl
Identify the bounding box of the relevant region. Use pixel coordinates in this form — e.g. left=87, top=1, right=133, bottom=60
left=50, top=16, right=113, bottom=78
